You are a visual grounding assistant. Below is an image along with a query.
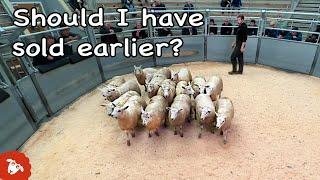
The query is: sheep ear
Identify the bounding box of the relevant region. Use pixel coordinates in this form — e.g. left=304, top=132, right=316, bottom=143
left=123, top=106, right=129, bottom=110
left=182, top=86, right=186, bottom=89
left=111, top=103, right=116, bottom=107
left=100, top=104, right=107, bottom=107
left=141, top=106, right=145, bottom=113
left=178, top=108, right=183, bottom=112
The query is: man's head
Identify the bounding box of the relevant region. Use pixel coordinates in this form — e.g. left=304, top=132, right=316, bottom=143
left=136, top=22, right=142, bottom=29
left=223, top=19, right=229, bottom=25
left=155, top=0, right=160, bottom=5
left=46, top=35, right=55, bottom=46
left=210, top=19, right=215, bottom=25
left=250, top=19, right=256, bottom=26
left=237, top=14, right=245, bottom=25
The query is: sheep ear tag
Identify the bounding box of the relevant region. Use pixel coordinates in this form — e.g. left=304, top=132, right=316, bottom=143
left=0, top=151, right=31, bottom=179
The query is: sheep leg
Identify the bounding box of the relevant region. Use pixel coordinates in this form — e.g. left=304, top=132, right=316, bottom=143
left=155, top=129, right=160, bottom=136
left=174, top=127, right=177, bottom=135
left=126, top=131, right=131, bottom=146
left=223, top=130, right=228, bottom=144
left=179, top=126, right=183, bottom=137
left=163, top=117, right=168, bottom=128
left=131, top=131, right=136, bottom=138
left=220, top=131, right=223, bottom=136
left=198, top=124, right=203, bottom=138
left=144, top=84, right=147, bottom=91
left=148, top=131, right=152, bottom=138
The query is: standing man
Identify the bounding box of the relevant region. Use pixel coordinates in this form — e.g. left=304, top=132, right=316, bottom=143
left=229, top=14, right=247, bottom=75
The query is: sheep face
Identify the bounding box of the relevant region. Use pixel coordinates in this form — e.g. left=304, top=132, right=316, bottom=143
left=134, top=65, right=143, bottom=75
left=106, top=103, right=116, bottom=115
left=111, top=105, right=129, bottom=118
left=205, top=86, right=214, bottom=95
left=171, top=72, right=179, bottom=81
left=196, top=84, right=206, bottom=94
left=6, top=159, right=24, bottom=175
left=216, top=114, right=227, bottom=129
left=167, top=107, right=183, bottom=121
left=141, top=109, right=151, bottom=126
left=162, top=85, right=170, bottom=98
left=200, top=107, right=212, bottom=121
left=182, top=85, right=195, bottom=96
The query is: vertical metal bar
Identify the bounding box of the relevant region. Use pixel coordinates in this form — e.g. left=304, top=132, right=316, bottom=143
left=204, top=9, right=209, bottom=62
left=84, top=26, right=106, bottom=82
left=255, top=10, right=266, bottom=64
left=147, top=17, right=157, bottom=67
left=19, top=54, right=54, bottom=116
left=310, top=44, right=320, bottom=75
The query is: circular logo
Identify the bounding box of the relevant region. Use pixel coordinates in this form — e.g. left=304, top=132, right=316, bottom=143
left=0, top=151, right=31, bottom=180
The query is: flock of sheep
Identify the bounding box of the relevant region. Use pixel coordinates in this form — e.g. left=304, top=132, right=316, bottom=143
left=99, top=66, right=234, bottom=146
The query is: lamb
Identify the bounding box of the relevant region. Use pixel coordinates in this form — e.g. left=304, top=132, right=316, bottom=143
left=111, top=95, right=146, bottom=146
left=101, top=91, right=140, bottom=116
left=141, top=95, right=168, bottom=137
left=195, top=94, right=216, bottom=138
left=134, top=66, right=157, bottom=90
left=176, top=81, right=195, bottom=96
left=171, top=68, right=192, bottom=83
left=215, top=97, right=234, bottom=144
left=205, top=75, right=223, bottom=101
left=103, top=79, right=141, bottom=101
left=192, top=76, right=206, bottom=97
left=157, top=79, right=176, bottom=105
left=146, top=74, right=167, bottom=98
left=166, top=94, right=191, bottom=137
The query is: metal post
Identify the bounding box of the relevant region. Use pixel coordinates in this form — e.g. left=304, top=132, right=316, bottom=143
left=204, top=9, right=209, bottom=61
left=84, top=26, right=106, bottom=82
left=310, top=44, right=320, bottom=75
left=147, top=16, right=157, bottom=67
left=255, top=10, right=266, bottom=64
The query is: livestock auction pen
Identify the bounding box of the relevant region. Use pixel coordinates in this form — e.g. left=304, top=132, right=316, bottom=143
left=20, top=62, right=320, bottom=179
left=2, top=7, right=320, bottom=180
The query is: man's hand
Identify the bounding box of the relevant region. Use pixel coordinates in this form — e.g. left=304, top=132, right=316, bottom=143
left=240, top=47, right=245, bottom=53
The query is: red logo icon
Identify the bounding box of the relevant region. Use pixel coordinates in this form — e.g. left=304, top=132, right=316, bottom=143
left=0, top=151, right=31, bottom=180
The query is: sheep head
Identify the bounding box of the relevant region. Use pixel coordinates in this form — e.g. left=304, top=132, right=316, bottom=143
left=205, top=85, right=214, bottom=95
left=134, top=65, right=143, bottom=74
left=171, top=71, right=179, bottom=82
left=106, top=102, right=116, bottom=115
left=200, top=106, right=212, bottom=121
left=141, top=107, right=152, bottom=126
left=161, top=84, right=171, bottom=98
left=167, top=107, right=183, bottom=121
left=111, top=105, right=129, bottom=118
left=216, top=113, right=227, bottom=129
left=182, top=84, right=195, bottom=96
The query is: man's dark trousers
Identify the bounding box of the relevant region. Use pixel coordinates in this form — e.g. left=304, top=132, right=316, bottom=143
left=231, top=44, right=244, bottom=73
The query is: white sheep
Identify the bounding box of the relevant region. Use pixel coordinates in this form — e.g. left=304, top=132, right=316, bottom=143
left=146, top=74, right=167, bottom=98
left=176, top=81, right=195, bottom=96
left=101, top=91, right=140, bottom=116
left=166, top=94, right=191, bottom=137
left=102, top=79, right=141, bottom=101
left=141, top=95, right=168, bottom=137
left=205, top=75, right=223, bottom=101
left=134, top=66, right=157, bottom=90
left=215, top=97, right=234, bottom=144
left=111, top=95, right=146, bottom=146
left=195, top=94, right=216, bottom=138
left=157, top=79, right=176, bottom=105
left=192, top=76, right=206, bottom=97
left=171, top=68, right=192, bottom=83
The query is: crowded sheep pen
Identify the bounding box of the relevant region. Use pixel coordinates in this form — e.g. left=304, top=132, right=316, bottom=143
left=20, top=62, right=320, bottom=179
